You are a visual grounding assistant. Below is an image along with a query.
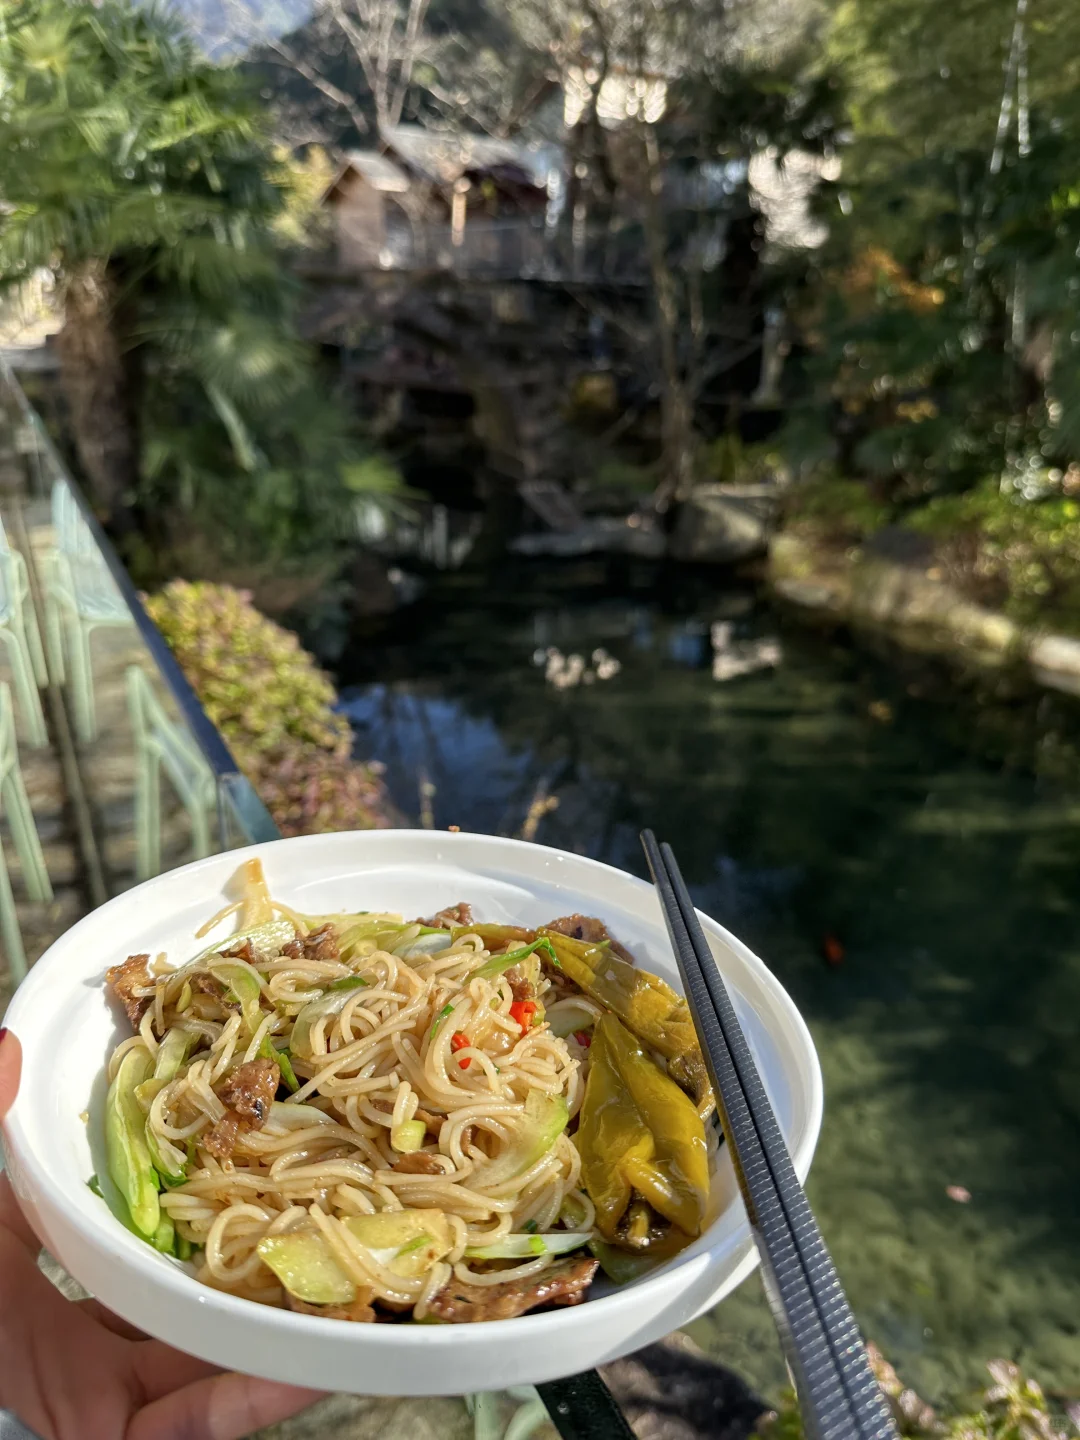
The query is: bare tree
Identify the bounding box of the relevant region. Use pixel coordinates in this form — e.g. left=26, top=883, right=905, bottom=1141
left=221, top=0, right=445, bottom=141
left=495, top=0, right=729, bottom=505
left=320, top=0, right=436, bottom=137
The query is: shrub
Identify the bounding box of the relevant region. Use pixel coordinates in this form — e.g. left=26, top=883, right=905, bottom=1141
left=252, top=744, right=391, bottom=838
left=783, top=473, right=892, bottom=545
left=702, top=435, right=786, bottom=487
left=758, top=1352, right=1074, bottom=1440
left=145, top=580, right=392, bottom=834
left=908, top=484, right=1080, bottom=629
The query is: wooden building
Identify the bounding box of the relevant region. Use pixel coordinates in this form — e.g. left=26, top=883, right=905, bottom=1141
left=322, top=125, right=557, bottom=275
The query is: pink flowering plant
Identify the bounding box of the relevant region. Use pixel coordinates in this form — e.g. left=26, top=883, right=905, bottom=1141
left=146, top=580, right=392, bottom=835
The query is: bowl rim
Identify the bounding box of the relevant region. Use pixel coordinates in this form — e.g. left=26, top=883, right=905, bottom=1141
left=2, top=829, right=823, bottom=1349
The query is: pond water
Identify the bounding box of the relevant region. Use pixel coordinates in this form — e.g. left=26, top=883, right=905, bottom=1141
left=333, top=558, right=1080, bottom=1409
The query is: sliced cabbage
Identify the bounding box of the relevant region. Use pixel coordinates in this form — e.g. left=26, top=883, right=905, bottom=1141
left=464, top=1231, right=592, bottom=1260
left=105, top=1048, right=160, bottom=1239
left=257, top=1033, right=300, bottom=1093
left=189, top=919, right=298, bottom=969
left=470, top=1089, right=569, bottom=1188
left=145, top=1119, right=187, bottom=1186
left=290, top=985, right=373, bottom=1058
left=257, top=1210, right=453, bottom=1303
left=398, top=931, right=453, bottom=959
left=134, top=1026, right=194, bottom=1107
left=292, top=912, right=405, bottom=962
left=266, top=1100, right=336, bottom=1130
left=209, top=958, right=264, bottom=1032
left=257, top=1231, right=357, bottom=1305
left=390, top=1119, right=426, bottom=1153
left=344, top=1210, right=452, bottom=1278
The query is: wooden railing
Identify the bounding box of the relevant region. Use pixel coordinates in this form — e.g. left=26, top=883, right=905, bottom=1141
left=335, top=217, right=649, bottom=284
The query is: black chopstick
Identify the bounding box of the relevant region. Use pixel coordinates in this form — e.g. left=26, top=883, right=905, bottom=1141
left=640, top=831, right=898, bottom=1440
left=655, top=838, right=890, bottom=1439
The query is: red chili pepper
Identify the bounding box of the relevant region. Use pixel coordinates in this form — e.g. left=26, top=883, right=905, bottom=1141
left=450, top=1031, right=472, bottom=1068
left=508, top=999, right=538, bottom=1034
left=573, top=1029, right=592, bottom=1048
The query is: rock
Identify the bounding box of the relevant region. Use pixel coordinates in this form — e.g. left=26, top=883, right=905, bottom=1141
left=670, top=485, right=780, bottom=565
left=863, top=526, right=935, bottom=569
left=599, top=1331, right=771, bottom=1440
left=772, top=575, right=845, bottom=610
left=711, top=623, right=783, bottom=682
left=1029, top=634, right=1080, bottom=696
left=511, top=516, right=665, bottom=559
left=770, top=529, right=1080, bottom=698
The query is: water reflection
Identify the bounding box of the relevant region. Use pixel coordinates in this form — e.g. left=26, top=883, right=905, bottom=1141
left=337, top=563, right=1080, bottom=1404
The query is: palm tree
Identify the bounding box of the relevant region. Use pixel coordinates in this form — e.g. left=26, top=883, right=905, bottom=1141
left=0, top=0, right=303, bottom=533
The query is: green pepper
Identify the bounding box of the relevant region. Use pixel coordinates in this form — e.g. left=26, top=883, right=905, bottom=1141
left=87, top=1173, right=139, bottom=1237
left=540, top=931, right=712, bottom=1113
left=589, top=1238, right=662, bottom=1285
left=577, top=1014, right=709, bottom=1245
left=105, top=1048, right=161, bottom=1239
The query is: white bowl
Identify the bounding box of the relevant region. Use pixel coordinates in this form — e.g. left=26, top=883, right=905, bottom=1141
left=1, top=831, right=822, bottom=1395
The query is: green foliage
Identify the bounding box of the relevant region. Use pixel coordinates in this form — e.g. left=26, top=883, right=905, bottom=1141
left=702, top=436, right=785, bottom=487
left=341, top=455, right=409, bottom=498
left=0, top=0, right=399, bottom=556
left=145, top=580, right=391, bottom=835
left=829, top=0, right=1080, bottom=168
left=254, top=744, right=393, bottom=840
left=759, top=1354, right=1076, bottom=1440
left=0, top=0, right=279, bottom=283
left=783, top=473, right=892, bottom=545
left=779, top=0, right=1080, bottom=554
left=270, top=146, right=335, bottom=250
left=908, top=483, right=1080, bottom=629
left=593, top=458, right=657, bottom=494
left=669, top=58, right=844, bottom=166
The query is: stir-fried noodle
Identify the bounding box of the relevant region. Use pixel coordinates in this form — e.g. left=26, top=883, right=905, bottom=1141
left=100, top=861, right=713, bottom=1323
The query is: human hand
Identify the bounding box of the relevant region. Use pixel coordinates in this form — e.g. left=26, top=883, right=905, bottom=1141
left=0, top=1028, right=323, bottom=1440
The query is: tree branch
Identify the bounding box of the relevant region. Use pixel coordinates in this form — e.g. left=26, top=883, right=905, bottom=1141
left=325, top=0, right=383, bottom=125
left=265, top=35, right=370, bottom=138
left=389, top=0, right=432, bottom=129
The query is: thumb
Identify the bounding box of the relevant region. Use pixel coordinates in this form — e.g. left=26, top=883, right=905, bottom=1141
left=0, top=1030, right=22, bottom=1119
left=128, top=1371, right=323, bottom=1440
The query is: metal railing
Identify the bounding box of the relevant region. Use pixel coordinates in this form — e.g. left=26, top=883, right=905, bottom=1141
left=0, top=359, right=279, bottom=885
